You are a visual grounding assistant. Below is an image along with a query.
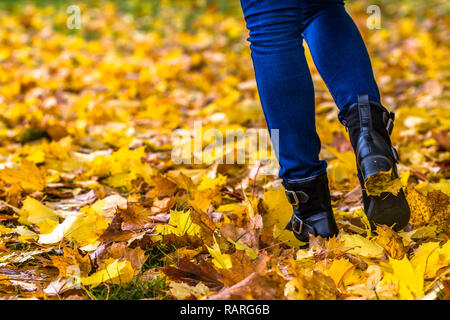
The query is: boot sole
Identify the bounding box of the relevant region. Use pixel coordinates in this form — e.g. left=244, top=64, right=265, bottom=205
left=358, top=156, right=411, bottom=231
left=365, top=188, right=410, bottom=231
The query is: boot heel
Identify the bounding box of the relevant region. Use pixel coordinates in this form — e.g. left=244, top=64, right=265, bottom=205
left=357, top=166, right=410, bottom=231
left=283, top=172, right=339, bottom=243
left=366, top=189, right=411, bottom=231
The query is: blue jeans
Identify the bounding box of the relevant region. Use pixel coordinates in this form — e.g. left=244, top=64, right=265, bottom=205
left=240, top=0, right=381, bottom=181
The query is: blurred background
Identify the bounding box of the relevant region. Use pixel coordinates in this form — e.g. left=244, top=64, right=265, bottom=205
left=0, top=0, right=448, bottom=185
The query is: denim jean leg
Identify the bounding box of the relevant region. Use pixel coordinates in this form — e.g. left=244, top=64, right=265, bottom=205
left=301, top=0, right=381, bottom=121
left=240, top=0, right=327, bottom=181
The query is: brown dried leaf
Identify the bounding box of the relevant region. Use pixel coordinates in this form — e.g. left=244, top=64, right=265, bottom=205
left=217, top=251, right=269, bottom=287
left=147, top=174, right=178, bottom=199
left=207, top=270, right=286, bottom=300
left=162, top=258, right=224, bottom=290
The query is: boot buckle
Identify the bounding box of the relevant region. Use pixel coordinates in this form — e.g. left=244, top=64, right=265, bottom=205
left=291, top=215, right=304, bottom=235
left=386, top=118, right=394, bottom=135
left=285, top=190, right=309, bottom=206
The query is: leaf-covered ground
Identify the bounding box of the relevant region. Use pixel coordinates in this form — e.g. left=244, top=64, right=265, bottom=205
left=0, top=1, right=449, bottom=300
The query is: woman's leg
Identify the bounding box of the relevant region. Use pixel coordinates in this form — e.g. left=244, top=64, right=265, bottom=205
left=301, top=0, right=410, bottom=230
left=300, top=0, right=381, bottom=121
left=240, top=0, right=339, bottom=242
left=240, top=0, right=326, bottom=181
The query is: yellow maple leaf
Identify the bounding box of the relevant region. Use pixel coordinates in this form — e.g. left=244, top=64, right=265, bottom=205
left=406, top=187, right=449, bottom=232
left=51, top=247, right=92, bottom=278
left=0, top=159, right=46, bottom=191
left=206, top=236, right=232, bottom=270
left=81, top=258, right=134, bottom=288
left=399, top=225, right=437, bottom=244
left=155, top=209, right=200, bottom=237
left=38, top=200, right=110, bottom=246
left=374, top=225, right=407, bottom=260
left=389, top=256, right=424, bottom=299
left=0, top=225, right=13, bottom=235
left=285, top=277, right=307, bottom=300
left=364, top=169, right=403, bottom=197
left=198, top=173, right=227, bottom=190
left=65, top=206, right=109, bottom=246
left=326, top=258, right=358, bottom=288
left=340, top=234, right=384, bottom=258
left=18, top=197, right=59, bottom=234
left=227, top=237, right=259, bottom=260
left=325, top=146, right=357, bottom=185
left=262, top=187, right=306, bottom=247
left=88, top=146, right=153, bottom=190
left=285, top=267, right=337, bottom=300
left=38, top=215, right=78, bottom=245
left=10, top=226, right=39, bottom=242
left=414, top=179, right=450, bottom=196
left=411, top=240, right=450, bottom=279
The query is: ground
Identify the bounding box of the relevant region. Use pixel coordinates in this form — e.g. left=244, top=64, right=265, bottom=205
left=0, top=0, right=449, bottom=300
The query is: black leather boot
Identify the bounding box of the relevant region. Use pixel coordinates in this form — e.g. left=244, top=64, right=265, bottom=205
left=283, top=172, right=339, bottom=243
left=340, top=94, right=410, bottom=231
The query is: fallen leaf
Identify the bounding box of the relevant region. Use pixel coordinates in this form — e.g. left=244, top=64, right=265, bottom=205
left=375, top=225, right=406, bottom=259
left=169, top=281, right=210, bottom=300
left=81, top=258, right=134, bottom=288
left=340, top=234, right=384, bottom=258
left=0, top=159, right=46, bottom=192
left=18, top=197, right=59, bottom=234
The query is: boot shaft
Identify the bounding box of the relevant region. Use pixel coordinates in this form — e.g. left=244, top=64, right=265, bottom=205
left=340, top=95, right=399, bottom=177
left=340, top=95, right=395, bottom=155
left=282, top=172, right=332, bottom=219
left=283, top=172, right=339, bottom=242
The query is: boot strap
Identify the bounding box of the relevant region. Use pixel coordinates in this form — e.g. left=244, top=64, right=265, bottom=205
left=290, top=214, right=315, bottom=238
left=345, top=95, right=396, bottom=137
left=285, top=190, right=309, bottom=206
left=358, top=94, right=372, bottom=133
left=285, top=190, right=314, bottom=237
left=383, top=111, right=395, bottom=136
left=382, top=111, right=398, bottom=161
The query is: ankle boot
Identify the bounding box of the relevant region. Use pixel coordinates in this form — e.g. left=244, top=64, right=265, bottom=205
left=340, top=94, right=410, bottom=231
left=283, top=172, right=339, bottom=243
